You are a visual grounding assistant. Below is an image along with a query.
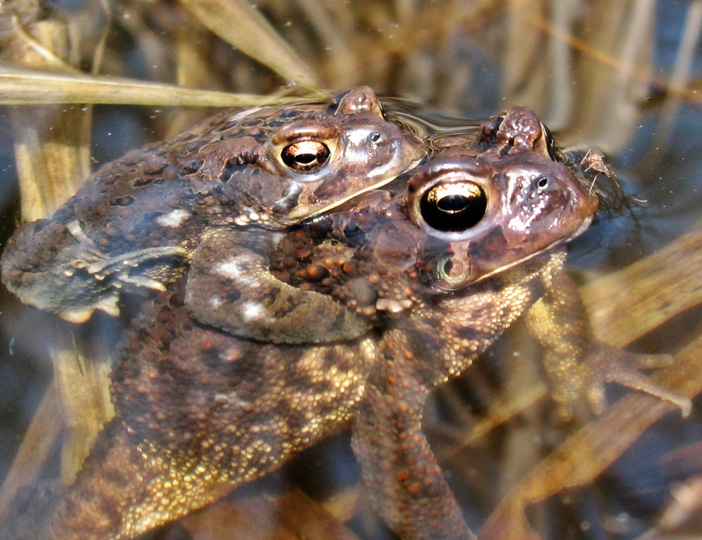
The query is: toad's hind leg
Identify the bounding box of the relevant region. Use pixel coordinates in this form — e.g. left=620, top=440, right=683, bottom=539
left=25, top=420, right=237, bottom=540
left=0, top=420, right=225, bottom=540
left=352, top=329, right=476, bottom=540
left=0, top=217, right=185, bottom=322
left=185, top=227, right=371, bottom=344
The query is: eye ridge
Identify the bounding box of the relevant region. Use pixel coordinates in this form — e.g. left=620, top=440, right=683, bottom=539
left=281, top=140, right=331, bottom=173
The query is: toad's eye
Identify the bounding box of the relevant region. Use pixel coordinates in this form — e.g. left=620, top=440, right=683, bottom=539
left=281, top=140, right=330, bottom=173
left=420, top=181, right=487, bottom=232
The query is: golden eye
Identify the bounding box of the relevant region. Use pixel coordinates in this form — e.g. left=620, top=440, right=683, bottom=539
left=420, top=181, right=487, bottom=232
left=281, top=140, right=330, bottom=173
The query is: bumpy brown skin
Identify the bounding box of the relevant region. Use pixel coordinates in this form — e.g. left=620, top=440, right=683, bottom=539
left=260, top=108, right=690, bottom=537
left=3, top=107, right=595, bottom=540
left=351, top=259, right=559, bottom=540
left=1, top=107, right=688, bottom=540
left=25, top=286, right=378, bottom=540
left=0, top=86, right=424, bottom=322
left=16, top=260, right=559, bottom=540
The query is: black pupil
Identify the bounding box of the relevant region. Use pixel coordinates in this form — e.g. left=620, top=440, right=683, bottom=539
left=437, top=194, right=470, bottom=213
left=296, top=153, right=317, bottom=164
left=282, top=141, right=330, bottom=172
left=421, top=183, right=487, bottom=232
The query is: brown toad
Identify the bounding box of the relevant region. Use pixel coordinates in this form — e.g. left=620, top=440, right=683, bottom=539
left=182, top=105, right=581, bottom=342
left=0, top=107, right=618, bottom=540
left=269, top=109, right=691, bottom=414
left=1, top=107, right=688, bottom=540
left=0, top=86, right=424, bottom=327
left=182, top=107, right=690, bottom=539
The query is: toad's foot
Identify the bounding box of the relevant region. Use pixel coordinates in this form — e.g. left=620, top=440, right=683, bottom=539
left=1, top=218, right=186, bottom=321
left=572, top=344, right=691, bottom=417
left=527, top=271, right=691, bottom=418
left=57, top=245, right=187, bottom=322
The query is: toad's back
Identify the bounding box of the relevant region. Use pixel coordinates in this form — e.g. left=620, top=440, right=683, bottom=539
left=1, top=86, right=424, bottom=320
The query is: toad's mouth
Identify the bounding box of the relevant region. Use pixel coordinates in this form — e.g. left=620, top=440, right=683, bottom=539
left=432, top=212, right=595, bottom=292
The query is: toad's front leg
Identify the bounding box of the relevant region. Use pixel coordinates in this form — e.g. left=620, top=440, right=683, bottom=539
left=185, top=227, right=371, bottom=343
left=526, top=269, right=691, bottom=417
left=352, top=328, right=476, bottom=540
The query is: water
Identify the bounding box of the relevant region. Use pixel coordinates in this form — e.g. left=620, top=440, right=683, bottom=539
left=0, top=1, right=701, bottom=539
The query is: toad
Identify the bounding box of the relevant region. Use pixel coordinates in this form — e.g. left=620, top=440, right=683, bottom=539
left=174, top=106, right=690, bottom=538
left=0, top=86, right=425, bottom=328
left=3, top=107, right=687, bottom=540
